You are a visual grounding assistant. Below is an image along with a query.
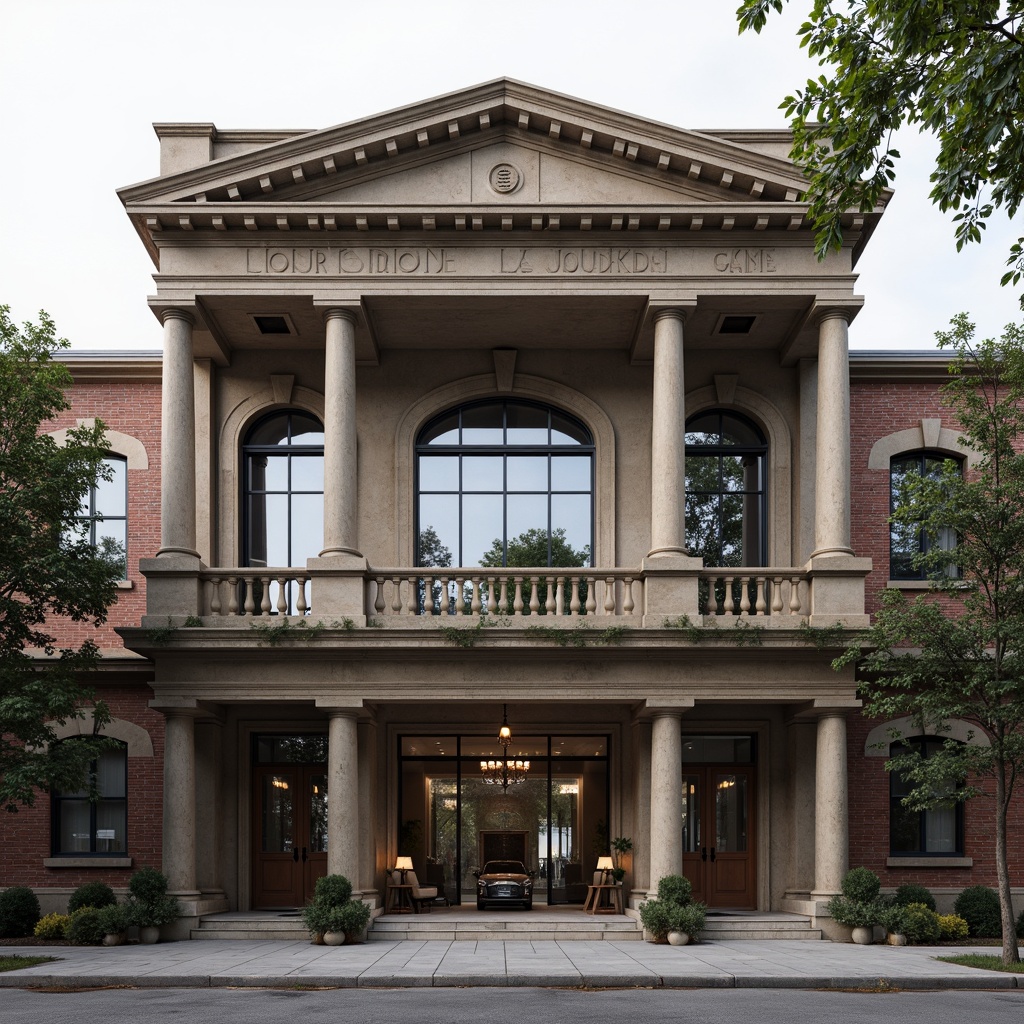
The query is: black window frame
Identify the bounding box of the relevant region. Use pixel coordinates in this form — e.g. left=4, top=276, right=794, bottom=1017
left=888, top=736, right=965, bottom=857
left=889, top=450, right=962, bottom=581
left=414, top=399, right=595, bottom=568
left=50, top=739, right=128, bottom=857
left=74, top=453, right=128, bottom=580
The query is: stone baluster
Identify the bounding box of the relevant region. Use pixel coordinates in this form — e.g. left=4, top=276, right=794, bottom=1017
left=604, top=577, right=616, bottom=615
left=227, top=577, right=239, bottom=616
left=513, top=577, right=524, bottom=616
left=755, top=577, right=767, bottom=615
left=739, top=578, right=751, bottom=616
left=624, top=578, right=635, bottom=616
left=529, top=577, right=540, bottom=615
left=487, top=577, right=498, bottom=616
left=243, top=580, right=256, bottom=617
left=790, top=576, right=802, bottom=615
left=277, top=578, right=289, bottom=616
left=471, top=577, right=482, bottom=616
left=545, top=576, right=556, bottom=615
left=771, top=577, right=784, bottom=615
left=585, top=577, right=597, bottom=615
left=209, top=578, right=221, bottom=617
left=405, top=577, right=417, bottom=615
left=555, top=577, right=565, bottom=616
left=570, top=577, right=581, bottom=615
left=439, top=577, right=450, bottom=617
left=424, top=576, right=435, bottom=616
left=296, top=578, right=308, bottom=616
left=260, top=577, right=272, bottom=616
left=374, top=578, right=386, bottom=615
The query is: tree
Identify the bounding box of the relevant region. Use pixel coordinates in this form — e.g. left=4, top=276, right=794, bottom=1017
left=737, top=2, right=1024, bottom=302
left=835, top=314, right=1024, bottom=964
left=0, top=306, right=122, bottom=812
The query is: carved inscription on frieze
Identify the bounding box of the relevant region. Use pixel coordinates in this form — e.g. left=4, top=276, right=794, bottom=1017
left=500, top=248, right=667, bottom=274
left=712, top=248, right=777, bottom=274
left=246, top=247, right=456, bottom=275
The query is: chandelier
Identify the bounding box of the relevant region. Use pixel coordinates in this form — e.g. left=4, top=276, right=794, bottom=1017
left=480, top=704, right=530, bottom=792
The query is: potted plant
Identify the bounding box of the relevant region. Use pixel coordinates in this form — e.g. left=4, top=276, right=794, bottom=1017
left=126, top=867, right=181, bottom=943
left=878, top=903, right=909, bottom=946
left=825, top=867, right=883, bottom=944
left=667, top=902, right=707, bottom=946
left=639, top=874, right=707, bottom=945
left=610, top=836, right=633, bottom=884
left=301, top=874, right=363, bottom=945
left=97, top=903, right=131, bottom=946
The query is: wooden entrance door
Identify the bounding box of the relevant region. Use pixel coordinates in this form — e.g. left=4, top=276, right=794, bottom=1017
left=681, top=767, right=756, bottom=908
left=252, top=766, right=328, bottom=907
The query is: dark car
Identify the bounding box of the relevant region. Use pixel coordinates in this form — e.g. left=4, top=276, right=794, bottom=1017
left=474, top=859, right=534, bottom=910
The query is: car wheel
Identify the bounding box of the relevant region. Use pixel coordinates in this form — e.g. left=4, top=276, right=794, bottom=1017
left=477, top=899, right=486, bottom=911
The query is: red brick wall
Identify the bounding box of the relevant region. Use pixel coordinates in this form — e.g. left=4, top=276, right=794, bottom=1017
left=40, top=380, right=162, bottom=648
left=0, top=685, right=164, bottom=889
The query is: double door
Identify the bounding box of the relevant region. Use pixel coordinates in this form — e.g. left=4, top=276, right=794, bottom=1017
left=681, top=767, right=755, bottom=908
left=252, top=765, right=328, bottom=907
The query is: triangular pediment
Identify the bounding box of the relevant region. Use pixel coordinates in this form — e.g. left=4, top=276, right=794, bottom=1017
left=121, top=79, right=809, bottom=209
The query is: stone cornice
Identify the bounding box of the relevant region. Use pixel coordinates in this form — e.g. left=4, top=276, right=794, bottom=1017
left=53, top=351, right=162, bottom=381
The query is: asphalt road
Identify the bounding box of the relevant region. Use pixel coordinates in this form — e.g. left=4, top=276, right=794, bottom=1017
left=3, top=987, right=1024, bottom=1024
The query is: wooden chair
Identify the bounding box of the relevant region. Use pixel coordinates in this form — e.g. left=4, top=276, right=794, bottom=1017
left=405, top=870, right=438, bottom=912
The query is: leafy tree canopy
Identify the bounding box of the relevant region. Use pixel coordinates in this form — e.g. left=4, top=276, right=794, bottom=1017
left=835, top=313, right=1024, bottom=963
left=737, top=1, right=1024, bottom=302
left=480, top=527, right=590, bottom=569
left=0, top=306, right=121, bottom=811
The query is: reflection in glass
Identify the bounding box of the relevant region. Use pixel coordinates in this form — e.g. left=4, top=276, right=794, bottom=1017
left=714, top=773, right=747, bottom=852
left=890, top=453, right=960, bottom=580
left=262, top=774, right=294, bottom=853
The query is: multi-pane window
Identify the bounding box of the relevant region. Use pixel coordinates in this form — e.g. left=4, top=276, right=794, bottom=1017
left=52, top=741, right=128, bottom=855
left=243, top=412, right=324, bottom=568
left=75, top=455, right=127, bottom=578
left=685, top=411, right=767, bottom=566
left=889, top=738, right=963, bottom=856
left=415, top=400, right=594, bottom=568
left=890, top=452, right=960, bottom=580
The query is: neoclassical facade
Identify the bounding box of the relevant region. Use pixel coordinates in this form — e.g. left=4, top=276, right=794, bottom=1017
left=5, top=81, right=1020, bottom=933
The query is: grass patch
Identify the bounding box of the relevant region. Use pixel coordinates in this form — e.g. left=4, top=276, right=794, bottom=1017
left=0, top=955, right=59, bottom=972
left=938, top=953, right=1024, bottom=973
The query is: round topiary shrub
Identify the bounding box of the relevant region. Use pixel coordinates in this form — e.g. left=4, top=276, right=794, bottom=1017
left=894, top=883, right=936, bottom=912
left=937, top=913, right=969, bottom=941
left=0, top=886, right=41, bottom=938
left=66, top=906, right=105, bottom=945
left=313, top=874, right=353, bottom=907
left=128, top=867, right=169, bottom=903
left=656, top=874, right=693, bottom=907
left=954, top=885, right=1002, bottom=938
left=34, top=912, right=69, bottom=940
left=639, top=899, right=673, bottom=942
left=902, top=902, right=941, bottom=945
left=841, top=867, right=881, bottom=904
left=68, top=882, right=117, bottom=913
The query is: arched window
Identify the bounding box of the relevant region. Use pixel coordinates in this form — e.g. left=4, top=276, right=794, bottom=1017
left=243, top=411, right=324, bottom=568
left=51, top=740, right=128, bottom=855
left=890, top=737, right=964, bottom=856
left=415, top=400, right=594, bottom=568
left=890, top=451, right=961, bottom=580
left=685, top=411, right=767, bottom=566
left=75, top=455, right=127, bottom=579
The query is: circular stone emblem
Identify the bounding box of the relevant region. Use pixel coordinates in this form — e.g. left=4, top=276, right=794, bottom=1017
left=489, top=163, right=522, bottom=194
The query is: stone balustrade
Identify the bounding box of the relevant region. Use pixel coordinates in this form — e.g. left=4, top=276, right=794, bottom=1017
left=698, top=569, right=807, bottom=618
left=202, top=569, right=310, bottom=618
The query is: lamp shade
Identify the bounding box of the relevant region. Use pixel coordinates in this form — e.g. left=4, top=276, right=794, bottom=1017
left=394, top=856, right=413, bottom=871
left=596, top=856, right=614, bottom=871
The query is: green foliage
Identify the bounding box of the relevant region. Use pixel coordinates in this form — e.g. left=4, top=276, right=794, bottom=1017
left=126, top=868, right=180, bottom=927
left=834, top=318, right=1024, bottom=964
left=66, top=906, right=105, bottom=945
left=639, top=898, right=674, bottom=941
left=525, top=624, right=627, bottom=648
left=480, top=526, right=590, bottom=573
left=938, top=913, right=970, bottom=941
left=301, top=874, right=363, bottom=940
left=877, top=902, right=909, bottom=936
left=0, top=955, right=58, bottom=972
left=826, top=894, right=881, bottom=929
left=893, top=883, right=936, bottom=912
left=313, top=874, right=353, bottom=906
left=1017, top=909, right=1024, bottom=939
left=331, top=899, right=371, bottom=940
left=95, top=903, right=129, bottom=936
left=68, top=882, right=116, bottom=913
left=666, top=901, right=707, bottom=938
left=841, top=866, right=881, bottom=904
left=0, top=307, right=123, bottom=811
left=938, top=953, right=1024, bottom=973
left=183, top=615, right=203, bottom=628
left=0, top=886, right=41, bottom=937
left=902, top=902, right=942, bottom=945
left=33, top=912, right=68, bottom=940
left=736, top=2, right=1024, bottom=304
left=662, top=615, right=764, bottom=647
left=656, top=874, right=694, bottom=907
left=250, top=617, right=328, bottom=646
left=954, top=885, right=1003, bottom=938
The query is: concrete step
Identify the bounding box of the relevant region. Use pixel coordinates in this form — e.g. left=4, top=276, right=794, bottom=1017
left=191, top=915, right=309, bottom=941
left=368, top=915, right=642, bottom=942
left=699, top=914, right=822, bottom=942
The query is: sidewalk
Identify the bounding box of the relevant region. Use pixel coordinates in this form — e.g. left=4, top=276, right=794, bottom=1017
left=1, top=939, right=1021, bottom=990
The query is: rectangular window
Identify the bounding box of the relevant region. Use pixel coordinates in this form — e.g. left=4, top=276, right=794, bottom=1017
left=52, top=744, right=127, bottom=855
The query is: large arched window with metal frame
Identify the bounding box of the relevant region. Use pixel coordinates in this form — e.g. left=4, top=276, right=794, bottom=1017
left=415, top=400, right=594, bottom=570
left=684, top=410, right=767, bottom=567
left=243, top=412, right=324, bottom=611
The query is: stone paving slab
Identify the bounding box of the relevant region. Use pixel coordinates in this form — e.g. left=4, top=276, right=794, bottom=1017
left=0, top=939, right=1019, bottom=990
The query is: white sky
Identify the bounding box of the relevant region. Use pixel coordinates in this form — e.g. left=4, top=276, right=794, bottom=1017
left=2, top=0, right=1020, bottom=352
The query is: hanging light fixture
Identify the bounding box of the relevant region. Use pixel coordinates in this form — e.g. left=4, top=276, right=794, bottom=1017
left=480, top=704, right=530, bottom=792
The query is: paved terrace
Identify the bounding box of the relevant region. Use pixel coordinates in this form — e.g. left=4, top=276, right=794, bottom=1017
left=1, top=939, right=1021, bottom=990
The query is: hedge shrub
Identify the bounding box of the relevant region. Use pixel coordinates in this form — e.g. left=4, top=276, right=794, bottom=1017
left=954, top=885, right=1002, bottom=938
left=68, top=882, right=117, bottom=913
left=894, top=884, right=936, bottom=912
left=0, top=886, right=41, bottom=938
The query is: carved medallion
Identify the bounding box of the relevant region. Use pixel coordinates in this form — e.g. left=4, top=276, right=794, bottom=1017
left=489, top=163, right=522, bottom=195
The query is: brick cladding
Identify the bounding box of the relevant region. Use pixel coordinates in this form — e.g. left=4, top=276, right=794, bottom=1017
left=0, top=685, right=164, bottom=888
left=40, top=381, right=162, bottom=648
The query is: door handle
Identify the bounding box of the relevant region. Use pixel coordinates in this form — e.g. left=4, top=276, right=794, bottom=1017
left=301, top=846, right=308, bottom=863
left=292, top=848, right=299, bottom=862
left=701, top=847, right=707, bottom=862
left=710, top=848, right=717, bottom=862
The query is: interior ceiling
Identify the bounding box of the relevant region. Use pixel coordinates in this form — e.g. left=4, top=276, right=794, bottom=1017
left=193, top=292, right=817, bottom=364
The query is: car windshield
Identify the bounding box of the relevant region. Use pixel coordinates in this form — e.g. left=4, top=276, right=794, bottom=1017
left=483, top=861, right=524, bottom=874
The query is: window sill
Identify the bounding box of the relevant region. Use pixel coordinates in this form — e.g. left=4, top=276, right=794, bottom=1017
left=115, top=580, right=134, bottom=590
left=43, top=857, right=133, bottom=869
left=886, top=856, right=972, bottom=868
left=887, top=580, right=937, bottom=590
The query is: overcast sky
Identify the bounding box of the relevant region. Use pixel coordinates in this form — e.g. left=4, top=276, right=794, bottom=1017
left=3, top=0, right=1020, bottom=352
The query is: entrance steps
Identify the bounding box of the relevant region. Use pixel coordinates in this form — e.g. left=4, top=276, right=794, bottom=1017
left=699, top=911, right=822, bottom=941
left=191, top=912, right=309, bottom=941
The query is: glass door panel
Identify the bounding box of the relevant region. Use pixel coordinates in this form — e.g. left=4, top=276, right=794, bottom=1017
left=714, top=773, right=747, bottom=852
left=262, top=773, right=295, bottom=853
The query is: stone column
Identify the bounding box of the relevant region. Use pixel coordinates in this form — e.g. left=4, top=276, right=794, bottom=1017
left=648, top=309, right=688, bottom=558
left=162, top=710, right=200, bottom=896
left=195, top=717, right=224, bottom=897
left=812, top=712, right=849, bottom=896
left=357, top=719, right=377, bottom=895
left=648, top=712, right=683, bottom=894
left=812, top=312, right=853, bottom=559
left=158, top=310, right=199, bottom=558
left=327, top=710, right=360, bottom=881
left=320, top=309, right=360, bottom=558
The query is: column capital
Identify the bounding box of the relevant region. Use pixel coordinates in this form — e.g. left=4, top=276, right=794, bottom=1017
left=810, top=301, right=861, bottom=328
left=320, top=305, right=361, bottom=327
left=158, top=307, right=196, bottom=327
